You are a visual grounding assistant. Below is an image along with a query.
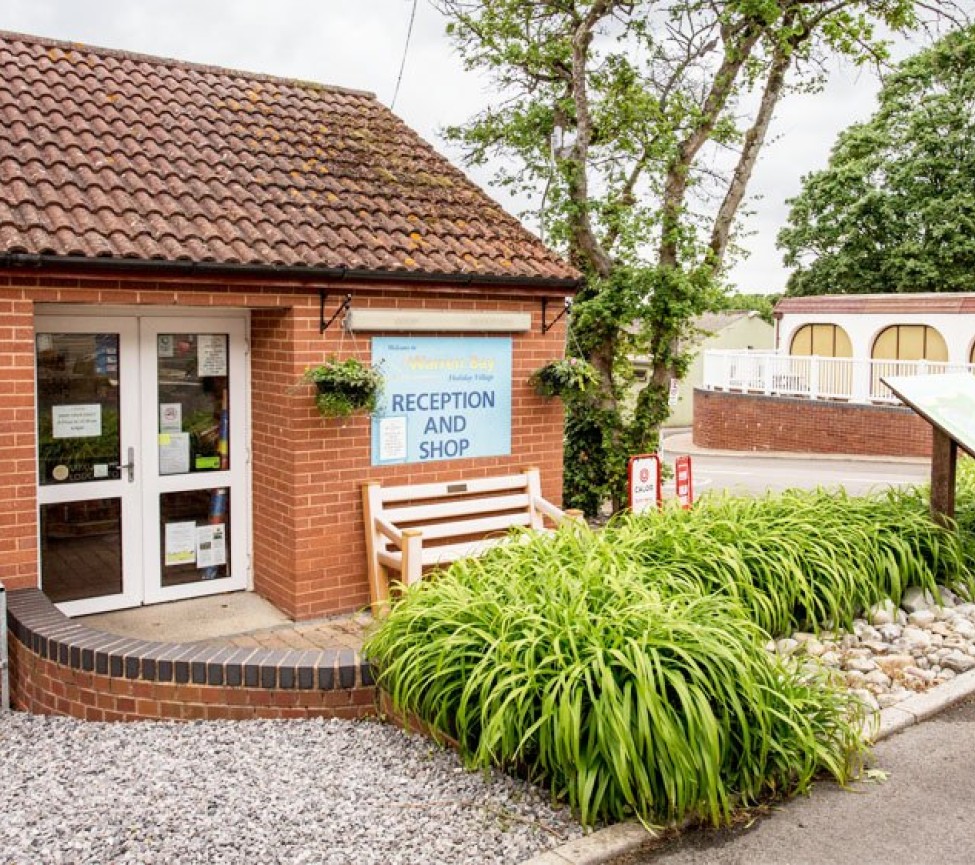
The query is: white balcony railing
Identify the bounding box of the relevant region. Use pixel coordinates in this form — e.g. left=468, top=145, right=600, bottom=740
left=702, top=350, right=975, bottom=405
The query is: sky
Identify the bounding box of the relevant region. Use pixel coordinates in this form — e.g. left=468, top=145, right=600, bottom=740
left=0, top=1, right=968, bottom=294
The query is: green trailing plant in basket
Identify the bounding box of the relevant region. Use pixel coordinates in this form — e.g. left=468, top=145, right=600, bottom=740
left=301, top=357, right=384, bottom=418
left=530, top=357, right=600, bottom=399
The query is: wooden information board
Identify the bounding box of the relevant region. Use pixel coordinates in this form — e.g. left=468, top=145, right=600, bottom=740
left=882, top=373, right=975, bottom=525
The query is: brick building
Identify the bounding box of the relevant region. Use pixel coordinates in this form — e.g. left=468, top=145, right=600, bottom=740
left=0, top=30, right=579, bottom=635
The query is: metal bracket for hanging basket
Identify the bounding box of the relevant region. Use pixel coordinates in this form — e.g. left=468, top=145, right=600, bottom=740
left=320, top=292, right=353, bottom=334
left=541, top=297, right=572, bottom=334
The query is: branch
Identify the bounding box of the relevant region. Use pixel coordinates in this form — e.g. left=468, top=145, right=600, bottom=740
left=564, top=0, right=618, bottom=277
left=658, top=19, right=763, bottom=268
left=708, top=38, right=793, bottom=267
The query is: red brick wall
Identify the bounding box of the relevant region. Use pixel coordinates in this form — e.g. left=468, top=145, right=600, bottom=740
left=0, top=292, right=40, bottom=591
left=693, top=388, right=933, bottom=457
left=9, top=636, right=377, bottom=722
left=250, top=289, right=567, bottom=618
left=0, top=269, right=568, bottom=618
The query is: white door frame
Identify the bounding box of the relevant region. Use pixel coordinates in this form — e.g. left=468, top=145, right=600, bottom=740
left=35, top=308, right=252, bottom=615
left=35, top=316, right=143, bottom=617
left=139, top=317, right=249, bottom=604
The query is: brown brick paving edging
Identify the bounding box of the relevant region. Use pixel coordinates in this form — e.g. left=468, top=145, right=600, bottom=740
left=5, top=589, right=378, bottom=721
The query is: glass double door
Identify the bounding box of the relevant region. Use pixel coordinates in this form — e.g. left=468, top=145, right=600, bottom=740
left=35, top=314, right=249, bottom=616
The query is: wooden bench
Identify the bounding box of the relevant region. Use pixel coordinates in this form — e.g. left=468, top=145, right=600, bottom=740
left=362, top=468, right=581, bottom=611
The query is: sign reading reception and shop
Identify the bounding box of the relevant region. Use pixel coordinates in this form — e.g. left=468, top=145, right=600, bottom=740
left=371, top=337, right=512, bottom=465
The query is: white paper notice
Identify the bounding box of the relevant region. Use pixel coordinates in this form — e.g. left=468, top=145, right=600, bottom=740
left=165, top=521, right=197, bottom=566
left=378, top=416, right=407, bottom=462
left=157, top=334, right=175, bottom=358
left=197, top=334, right=228, bottom=377
left=196, top=524, right=227, bottom=568
left=52, top=404, right=101, bottom=439
left=159, top=403, right=182, bottom=433
left=158, top=432, right=190, bottom=475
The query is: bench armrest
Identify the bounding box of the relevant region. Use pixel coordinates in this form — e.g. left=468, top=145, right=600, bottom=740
left=532, top=495, right=572, bottom=526
left=375, top=516, right=404, bottom=546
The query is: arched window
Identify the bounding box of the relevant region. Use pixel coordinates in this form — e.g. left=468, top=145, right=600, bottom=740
left=789, top=323, right=852, bottom=357
left=872, top=325, right=948, bottom=362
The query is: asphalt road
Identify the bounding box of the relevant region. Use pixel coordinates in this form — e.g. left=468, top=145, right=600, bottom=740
left=657, top=436, right=930, bottom=499
left=605, top=698, right=975, bottom=865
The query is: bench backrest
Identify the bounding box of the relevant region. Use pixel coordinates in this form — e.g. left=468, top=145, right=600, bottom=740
left=367, top=470, right=545, bottom=549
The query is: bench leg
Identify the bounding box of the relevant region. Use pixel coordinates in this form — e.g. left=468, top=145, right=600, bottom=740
left=369, top=563, right=392, bottom=617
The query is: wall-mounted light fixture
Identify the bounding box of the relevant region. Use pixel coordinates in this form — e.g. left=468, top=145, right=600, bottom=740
left=345, top=308, right=532, bottom=333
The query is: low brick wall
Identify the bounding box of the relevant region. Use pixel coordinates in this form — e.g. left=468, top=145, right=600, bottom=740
left=693, top=389, right=933, bottom=457
left=6, top=589, right=377, bottom=722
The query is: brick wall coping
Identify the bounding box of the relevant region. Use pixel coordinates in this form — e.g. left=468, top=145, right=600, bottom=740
left=6, top=588, right=374, bottom=693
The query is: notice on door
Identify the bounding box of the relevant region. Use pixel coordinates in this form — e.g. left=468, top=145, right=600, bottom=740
left=52, top=404, right=101, bottom=439
left=196, top=524, right=227, bottom=568
left=159, top=403, right=182, bottom=433
left=164, top=521, right=197, bottom=566
left=197, top=335, right=227, bottom=377
left=159, top=432, right=190, bottom=475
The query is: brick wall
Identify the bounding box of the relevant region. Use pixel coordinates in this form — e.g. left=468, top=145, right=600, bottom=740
left=6, top=588, right=378, bottom=722
left=0, top=268, right=568, bottom=619
left=10, top=636, right=377, bottom=722
left=693, top=388, right=932, bottom=457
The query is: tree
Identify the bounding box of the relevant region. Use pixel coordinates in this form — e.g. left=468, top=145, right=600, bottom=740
left=779, top=24, right=975, bottom=296
left=709, top=291, right=780, bottom=324
left=436, top=0, right=961, bottom=513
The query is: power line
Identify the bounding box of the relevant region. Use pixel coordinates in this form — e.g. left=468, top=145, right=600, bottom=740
left=390, top=0, right=419, bottom=111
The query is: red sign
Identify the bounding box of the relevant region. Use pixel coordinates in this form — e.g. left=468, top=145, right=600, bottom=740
left=675, top=455, right=693, bottom=509
left=628, top=454, right=661, bottom=514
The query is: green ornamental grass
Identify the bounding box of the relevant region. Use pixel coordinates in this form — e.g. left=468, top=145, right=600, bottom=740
left=366, top=473, right=975, bottom=828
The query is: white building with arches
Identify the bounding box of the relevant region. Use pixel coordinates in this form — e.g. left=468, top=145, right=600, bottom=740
left=695, top=293, right=975, bottom=456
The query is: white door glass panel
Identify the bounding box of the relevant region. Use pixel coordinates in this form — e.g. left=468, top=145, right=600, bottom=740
left=35, top=318, right=142, bottom=616
left=140, top=319, right=248, bottom=604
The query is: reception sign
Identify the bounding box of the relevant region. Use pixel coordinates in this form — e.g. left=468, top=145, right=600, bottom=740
left=371, top=337, right=512, bottom=465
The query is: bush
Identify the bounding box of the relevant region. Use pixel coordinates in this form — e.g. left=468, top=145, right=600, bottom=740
left=607, top=485, right=974, bottom=637
left=366, top=483, right=974, bottom=827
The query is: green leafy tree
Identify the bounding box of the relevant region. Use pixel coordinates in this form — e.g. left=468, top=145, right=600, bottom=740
left=709, top=291, right=780, bottom=324
left=437, top=1, right=960, bottom=513
left=780, top=24, right=975, bottom=296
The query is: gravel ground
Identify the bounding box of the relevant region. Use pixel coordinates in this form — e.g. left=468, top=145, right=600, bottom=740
left=0, top=714, right=584, bottom=865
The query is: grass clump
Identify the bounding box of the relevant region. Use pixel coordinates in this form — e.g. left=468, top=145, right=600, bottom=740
left=366, top=528, right=865, bottom=827
left=608, top=485, right=973, bottom=637
left=366, top=480, right=974, bottom=828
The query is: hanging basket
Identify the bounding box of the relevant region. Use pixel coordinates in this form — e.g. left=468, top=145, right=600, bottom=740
left=529, top=357, right=600, bottom=400
left=301, top=357, right=384, bottom=418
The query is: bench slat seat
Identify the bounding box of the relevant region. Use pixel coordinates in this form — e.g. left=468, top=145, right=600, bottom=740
left=378, top=537, right=504, bottom=571
left=362, top=468, right=580, bottom=612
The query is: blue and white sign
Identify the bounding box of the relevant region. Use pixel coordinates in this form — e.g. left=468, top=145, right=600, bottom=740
left=371, top=337, right=512, bottom=465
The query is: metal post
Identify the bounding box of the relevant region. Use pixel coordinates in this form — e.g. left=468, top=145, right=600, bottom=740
left=0, top=581, right=8, bottom=711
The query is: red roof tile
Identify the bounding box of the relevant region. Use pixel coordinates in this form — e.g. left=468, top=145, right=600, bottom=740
left=0, top=31, right=578, bottom=284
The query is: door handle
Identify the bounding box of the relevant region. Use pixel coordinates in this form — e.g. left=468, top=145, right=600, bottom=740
left=119, top=446, right=135, bottom=483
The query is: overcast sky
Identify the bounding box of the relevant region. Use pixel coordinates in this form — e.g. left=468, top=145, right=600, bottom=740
left=1, top=1, right=968, bottom=293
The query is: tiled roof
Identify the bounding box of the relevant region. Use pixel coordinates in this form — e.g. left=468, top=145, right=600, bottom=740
left=775, top=293, right=975, bottom=315
left=693, top=311, right=755, bottom=334
left=0, top=31, right=579, bottom=284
